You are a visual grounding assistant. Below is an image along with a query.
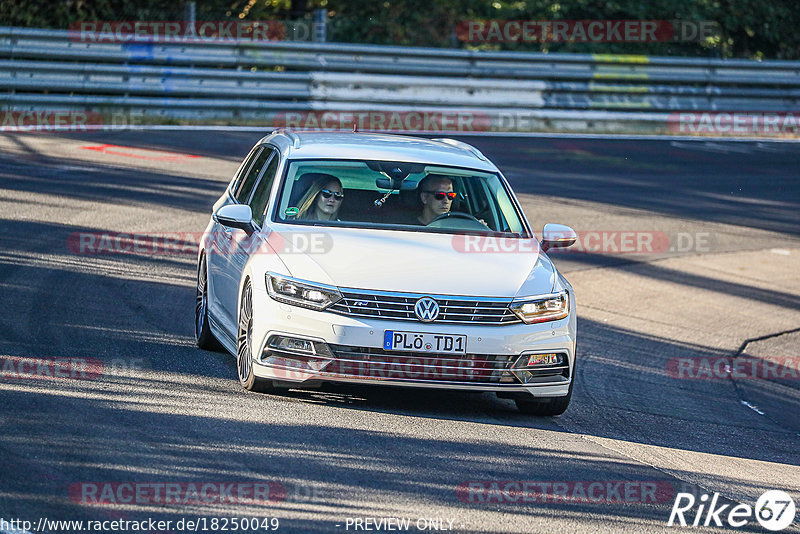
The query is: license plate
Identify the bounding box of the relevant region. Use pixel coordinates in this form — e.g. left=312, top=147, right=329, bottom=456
left=383, top=331, right=467, bottom=354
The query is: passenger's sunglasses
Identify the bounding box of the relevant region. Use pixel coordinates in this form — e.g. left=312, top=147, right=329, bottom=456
left=320, top=189, right=344, bottom=201
left=424, top=190, right=457, bottom=201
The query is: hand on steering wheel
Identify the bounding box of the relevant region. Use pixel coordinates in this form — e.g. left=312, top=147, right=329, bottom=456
left=428, top=212, right=490, bottom=229
left=429, top=212, right=482, bottom=224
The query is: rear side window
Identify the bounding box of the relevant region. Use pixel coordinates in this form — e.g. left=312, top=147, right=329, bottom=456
left=249, top=151, right=280, bottom=226
left=229, top=147, right=260, bottom=198
left=234, top=147, right=274, bottom=204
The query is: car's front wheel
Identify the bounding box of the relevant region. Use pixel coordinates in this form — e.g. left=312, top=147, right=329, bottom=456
left=514, top=376, right=574, bottom=416
left=237, top=279, right=271, bottom=392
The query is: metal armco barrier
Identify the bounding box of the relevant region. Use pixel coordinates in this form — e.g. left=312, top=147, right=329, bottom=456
left=1, top=26, right=799, bottom=134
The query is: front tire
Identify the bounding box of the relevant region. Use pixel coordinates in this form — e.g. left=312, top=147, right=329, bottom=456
left=236, top=279, right=271, bottom=392
left=196, top=254, right=223, bottom=351
left=514, top=384, right=573, bottom=416
left=514, top=360, right=575, bottom=416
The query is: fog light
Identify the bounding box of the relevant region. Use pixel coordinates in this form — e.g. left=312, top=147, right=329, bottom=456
left=261, top=335, right=333, bottom=378
left=526, top=353, right=562, bottom=366
left=510, top=353, right=567, bottom=384
left=269, top=335, right=316, bottom=355
left=513, top=353, right=564, bottom=369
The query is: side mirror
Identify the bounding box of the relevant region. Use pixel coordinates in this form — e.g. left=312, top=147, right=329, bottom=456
left=541, top=223, right=577, bottom=252
left=213, top=204, right=255, bottom=235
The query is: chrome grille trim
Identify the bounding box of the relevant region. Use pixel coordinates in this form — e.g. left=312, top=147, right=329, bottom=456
left=329, top=288, right=522, bottom=325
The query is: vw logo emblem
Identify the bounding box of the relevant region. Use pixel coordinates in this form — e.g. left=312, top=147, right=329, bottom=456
left=414, top=297, right=439, bottom=322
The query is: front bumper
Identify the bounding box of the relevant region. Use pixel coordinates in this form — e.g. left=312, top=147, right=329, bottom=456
left=251, top=286, right=576, bottom=398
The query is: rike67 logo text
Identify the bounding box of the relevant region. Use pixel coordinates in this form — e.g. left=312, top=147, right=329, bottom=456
left=668, top=490, right=796, bottom=531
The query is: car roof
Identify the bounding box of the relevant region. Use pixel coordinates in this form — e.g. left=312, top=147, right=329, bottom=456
left=258, top=130, right=498, bottom=172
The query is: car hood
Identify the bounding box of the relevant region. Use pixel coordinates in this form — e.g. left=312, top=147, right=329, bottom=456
left=264, top=226, right=556, bottom=298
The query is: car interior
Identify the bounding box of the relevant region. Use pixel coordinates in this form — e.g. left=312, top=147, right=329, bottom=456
left=276, top=161, right=521, bottom=234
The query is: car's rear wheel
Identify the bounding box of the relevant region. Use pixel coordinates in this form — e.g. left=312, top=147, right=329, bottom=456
left=237, top=279, right=271, bottom=392
left=195, top=254, right=223, bottom=351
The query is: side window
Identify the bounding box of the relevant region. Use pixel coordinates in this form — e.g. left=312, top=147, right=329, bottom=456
left=248, top=150, right=280, bottom=226
left=230, top=147, right=260, bottom=198
left=234, top=147, right=273, bottom=204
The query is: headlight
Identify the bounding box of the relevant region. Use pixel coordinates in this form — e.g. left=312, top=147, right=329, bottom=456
left=509, top=291, right=569, bottom=324
left=266, top=272, right=342, bottom=311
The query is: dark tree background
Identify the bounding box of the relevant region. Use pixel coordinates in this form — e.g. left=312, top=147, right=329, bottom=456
left=1, top=0, right=797, bottom=59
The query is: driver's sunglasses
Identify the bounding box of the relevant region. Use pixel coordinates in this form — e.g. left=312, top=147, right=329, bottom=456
left=425, top=190, right=457, bottom=201
left=320, top=189, right=344, bottom=201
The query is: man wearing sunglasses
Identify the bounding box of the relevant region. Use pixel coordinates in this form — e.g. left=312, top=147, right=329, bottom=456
left=417, top=174, right=456, bottom=225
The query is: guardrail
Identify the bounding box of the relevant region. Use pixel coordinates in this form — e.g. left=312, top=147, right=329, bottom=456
left=1, top=26, right=799, bottom=134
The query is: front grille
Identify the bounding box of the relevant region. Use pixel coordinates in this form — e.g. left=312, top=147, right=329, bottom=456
left=329, top=289, right=521, bottom=325
left=323, top=345, right=518, bottom=384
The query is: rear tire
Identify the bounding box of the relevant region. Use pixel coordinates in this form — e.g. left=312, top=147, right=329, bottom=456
left=195, top=254, right=224, bottom=351
left=236, top=279, right=272, bottom=392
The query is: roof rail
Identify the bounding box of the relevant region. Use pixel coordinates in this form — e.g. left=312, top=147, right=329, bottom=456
left=431, top=138, right=487, bottom=161
left=274, top=128, right=301, bottom=148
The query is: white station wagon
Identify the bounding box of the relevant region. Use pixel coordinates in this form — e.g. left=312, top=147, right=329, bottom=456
left=196, top=130, right=578, bottom=415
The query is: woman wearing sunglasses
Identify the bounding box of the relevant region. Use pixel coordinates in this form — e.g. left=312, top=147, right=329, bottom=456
left=417, top=174, right=456, bottom=225
left=296, top=175, right=345, bottom=221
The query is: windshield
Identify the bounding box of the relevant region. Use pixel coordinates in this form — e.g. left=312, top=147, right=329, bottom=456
left=273, top=159, right=528, bottom=236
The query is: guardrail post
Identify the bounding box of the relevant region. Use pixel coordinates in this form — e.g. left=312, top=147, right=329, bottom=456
left=184, top=2, right=197, bottom=36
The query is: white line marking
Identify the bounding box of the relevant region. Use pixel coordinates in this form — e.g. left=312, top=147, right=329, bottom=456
left=58, top=165, right=99, bottom=172
left=756, top=142, right=786, bottom=152
left=741, top=400, right=766, bottom=415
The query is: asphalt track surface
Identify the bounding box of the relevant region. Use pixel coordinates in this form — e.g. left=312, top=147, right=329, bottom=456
left=0, top=131, right=799, bottom=533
